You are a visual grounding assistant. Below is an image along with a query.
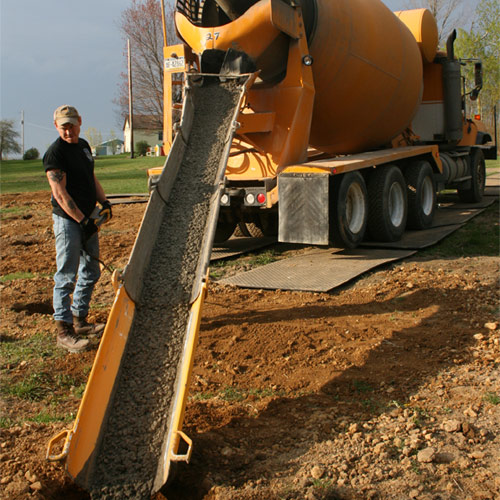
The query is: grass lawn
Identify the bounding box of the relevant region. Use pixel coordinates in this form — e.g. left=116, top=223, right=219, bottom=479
left=0, top=155, right=498, bottom=195
left=0, top=154, right=165, bottom=194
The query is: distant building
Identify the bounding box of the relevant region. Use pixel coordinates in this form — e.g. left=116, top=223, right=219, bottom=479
left=92, top=139, right=124, bottom=156
left=123, top=115, right=163, bottom=154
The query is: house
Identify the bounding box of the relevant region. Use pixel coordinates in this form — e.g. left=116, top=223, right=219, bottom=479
left=123, top=115, right=163, bottom=154
left=92, top=139, right=124, bottom=156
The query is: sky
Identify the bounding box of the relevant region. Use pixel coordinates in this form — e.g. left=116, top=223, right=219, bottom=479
left=0, top=0, right=476, bottom=158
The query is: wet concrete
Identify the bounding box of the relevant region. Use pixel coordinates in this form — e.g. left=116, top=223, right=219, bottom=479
left=88, top=77, right=242, bottom=499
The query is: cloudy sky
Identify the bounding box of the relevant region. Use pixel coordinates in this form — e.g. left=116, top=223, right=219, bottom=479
left=0, top=0, right=472, bottom=157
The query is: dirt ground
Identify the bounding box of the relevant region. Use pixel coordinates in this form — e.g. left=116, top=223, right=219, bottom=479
left=1, top=191, right=499, bottom=500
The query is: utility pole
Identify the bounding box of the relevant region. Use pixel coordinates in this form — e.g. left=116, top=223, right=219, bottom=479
left=21, top=110, right=24, bottom=157
left=127, top=39, right=134, bottom=159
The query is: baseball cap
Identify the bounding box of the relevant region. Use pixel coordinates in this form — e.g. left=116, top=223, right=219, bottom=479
left=54, top=105, right=80, bottom=126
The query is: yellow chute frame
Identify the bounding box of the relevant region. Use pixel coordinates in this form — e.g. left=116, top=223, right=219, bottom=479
left=46, top=270, right=208, bottom=488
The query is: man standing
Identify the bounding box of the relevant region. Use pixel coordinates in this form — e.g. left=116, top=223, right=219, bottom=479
left=44, top=105, right=112, bottom=353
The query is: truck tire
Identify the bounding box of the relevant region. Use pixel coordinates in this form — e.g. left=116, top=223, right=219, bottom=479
left=234, top=222, right=250, bottom=237
left=404, top=160, right=436, bottom=230
left=331, top=171, right=368, bottom=248
left=214, top=220, right=236, bottom=245
left=367, top=165, right=407, bottom=242
left=257, top=212, right=278, bottom=237
left=458, top=149, right=486, bottom=203
left=234, top=221, right=266, bottom=238
left=246, top=222, right=265, bottom=238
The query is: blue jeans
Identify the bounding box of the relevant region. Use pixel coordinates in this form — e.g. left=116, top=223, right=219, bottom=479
left=52, top=214, right=101, bottom=323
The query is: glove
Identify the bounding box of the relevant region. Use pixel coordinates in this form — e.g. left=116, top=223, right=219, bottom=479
left=80, top=217, right=99, bottom=242
left=98, top=200, right=112, bottom=225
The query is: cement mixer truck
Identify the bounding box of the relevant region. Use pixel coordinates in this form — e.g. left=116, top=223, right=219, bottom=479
left=153, top=0, right=496, bottom=248
left=46, top=1, right=496, bottom=497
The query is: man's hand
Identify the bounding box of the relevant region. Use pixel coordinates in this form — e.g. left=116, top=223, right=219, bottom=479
left=99, top=200, right=112, bottom=224
left=80, top=217, right=99, bottom=242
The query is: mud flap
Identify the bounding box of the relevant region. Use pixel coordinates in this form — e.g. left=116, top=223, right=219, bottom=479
left=278, top=172, right=330, bottom=245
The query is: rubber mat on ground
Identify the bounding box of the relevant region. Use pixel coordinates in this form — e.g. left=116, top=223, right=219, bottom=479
left=361, top=223, right=463, bottom=249
left=219, top=247, right=415, bottom=292
left=211, top=236, right=276, bottom=261
left=429, top=206, right=485, bottom=227
left=107, top=196, right=148, bottom=205
left=436, top=195, right=496, bottom=209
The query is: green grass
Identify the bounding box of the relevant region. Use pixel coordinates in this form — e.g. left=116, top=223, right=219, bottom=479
left=0, top=154, right=164, bottom=194
left=0, top=271, right=36, bottom=282
left=191, top=385, right=285, bottom=403
left=0, top=331, right=61, bottom=366
left=247, top=249, right=278, bottom=267
left=219, top=386, right=246, bottom=402
left=486, top=158, right=500, bottom=171
left=1, top=156, right=497, bottom=195
left=27, top=411, right=74, bottom=424
left=0, top=330, right=90, bottom=403
left=421, top=202, right=499, bottom=258
left=484, top=391, right=500, bottom=405
left=1, top=369, right=87, bottom=403
left=353, top=380, right=374, bottom=393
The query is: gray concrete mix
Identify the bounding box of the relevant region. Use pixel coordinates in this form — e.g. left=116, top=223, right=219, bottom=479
left=87, top=77, right=242, bottom=499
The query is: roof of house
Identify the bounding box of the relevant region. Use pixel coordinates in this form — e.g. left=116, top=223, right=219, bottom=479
left=98, top=139, right=124, bottom=147
left=124, top=115, right=162, bottom=130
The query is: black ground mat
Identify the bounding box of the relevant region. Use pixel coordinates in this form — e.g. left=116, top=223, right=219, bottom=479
left=437, top=195, right=496, bottom=209
left=361, top=223, right=463, bottom=250
left=211, top=236, right=276, bottom=261
left=220, top=247, right=415, bottom=292
left=217, top=189, right=498, bottom=291
left=107, top=193, right=149, bottom=204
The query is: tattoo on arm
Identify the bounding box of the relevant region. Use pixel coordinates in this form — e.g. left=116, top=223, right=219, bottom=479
left=48, top=170, right=65, bottom=183
left=68, top=199, right=77, bottom=211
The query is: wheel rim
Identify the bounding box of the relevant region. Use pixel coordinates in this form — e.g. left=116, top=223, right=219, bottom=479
left=389, top=182, right=405, bottom=227
left=420, top=176, right=434, bottom=216
left=346, top=182, right=366, bottom=234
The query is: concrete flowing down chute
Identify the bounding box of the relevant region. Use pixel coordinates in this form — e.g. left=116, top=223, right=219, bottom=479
left=46, top=73, right=250, bottom=498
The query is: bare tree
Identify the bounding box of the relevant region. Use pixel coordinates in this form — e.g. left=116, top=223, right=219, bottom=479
left=404, top=0, right=466, bottom=45
left=0, top=119, right=21, bottom=160
left=85, top=127, right=103, bottom=149
left=115, top=0, right=178, bottom=126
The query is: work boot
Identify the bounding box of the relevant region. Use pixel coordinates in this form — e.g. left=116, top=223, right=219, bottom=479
left=56, top=321, right=89, bottom=353
left=73, top=315, right=105, bottom=337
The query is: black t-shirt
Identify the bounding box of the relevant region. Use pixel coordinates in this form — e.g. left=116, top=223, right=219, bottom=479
left=43, top=137, right=97, bottom=219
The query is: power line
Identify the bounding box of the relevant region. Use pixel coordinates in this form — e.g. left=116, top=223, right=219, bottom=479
left=25, top=121, right=54, bottom=132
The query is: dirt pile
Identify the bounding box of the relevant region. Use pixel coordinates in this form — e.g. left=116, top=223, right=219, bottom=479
left=0, top=190, right=498, bottom=500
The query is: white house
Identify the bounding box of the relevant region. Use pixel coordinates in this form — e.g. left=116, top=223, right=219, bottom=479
left=123, top=115, right=163, bottom=154
left=92, top=139, right=124, bottom=156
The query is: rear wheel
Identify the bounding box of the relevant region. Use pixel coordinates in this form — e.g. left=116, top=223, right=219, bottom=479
left=245, top=222, right=265, bottom=238
left=233, top=222, right=249, bottom=237
left=233, top=221, right=266, bottom=238
left=367, top=165, right=407, bottom=242
left=404, top=160, right=436, bottom=230
left=214, top=219, right=236, bottom=245
left=458, top=149, right=486, bottom=203
left=257, top=212, right=278, bottom=238
left=331, top=171, right=368, bottom=248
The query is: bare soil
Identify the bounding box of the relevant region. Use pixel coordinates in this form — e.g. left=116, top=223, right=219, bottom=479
left=1, top=191, right=499, bottom=500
